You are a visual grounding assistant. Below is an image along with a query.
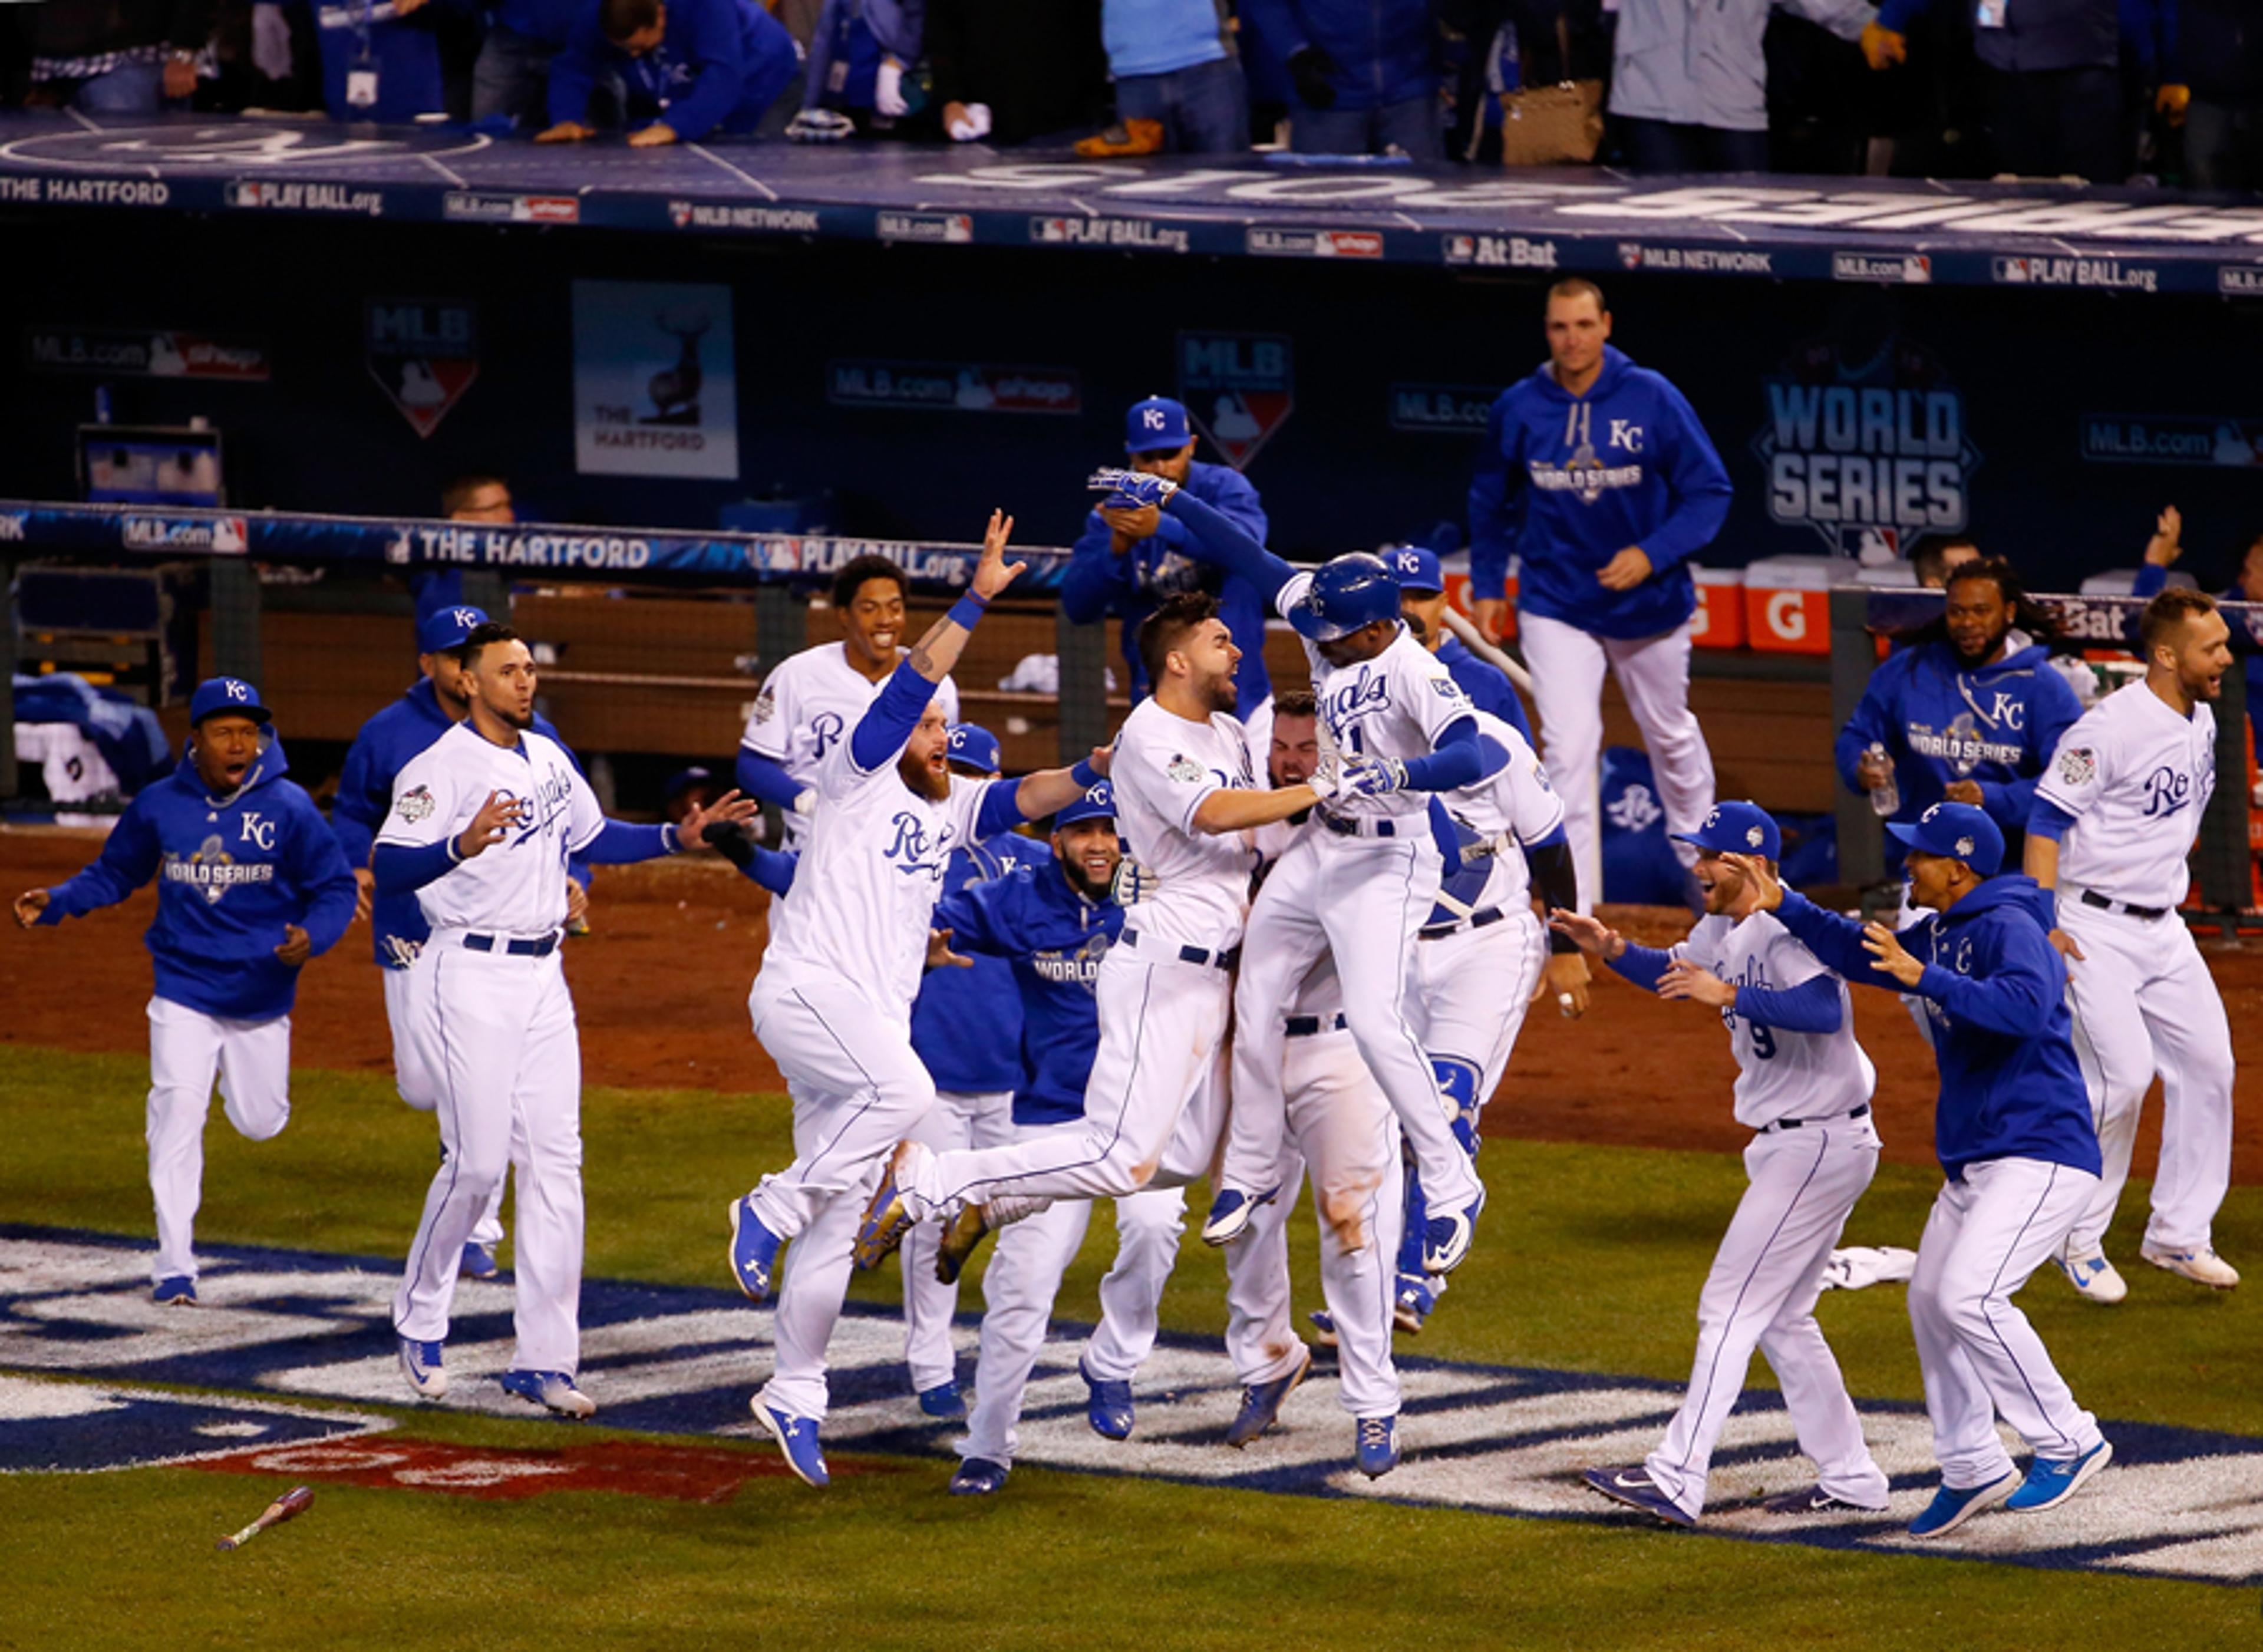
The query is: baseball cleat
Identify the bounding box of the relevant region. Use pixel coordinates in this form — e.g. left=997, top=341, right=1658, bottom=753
left=1422, top=1185, right=1486, bottom=1275
left=934, top=1203, right=993, bottom=1285
left=500, top=1369, right=597, bottom=1419
left=1080, top=1356, right=1135, bottom=1440
left=1761, top=1486, right=1888, bottom=1516
left=1355, top=1416, right=1400, bottom=1479
left=853, top=1140, right=929, bottom=1270
left=151, top=1275, right=197, bottom=1306
left=2139, top=1243, right=2239, bottom=1290
left=397, top=1335, right=448, bottom=1401
left=1906, top=1469, right=2020, bottom=1539
left=728, top=1195, right=784, bottom=1303
left=1581, top=1465, right=1695, bottom=1528
left=2052, top=1245, right=2127, bottom=1304
left=1307, top=1310, right=1338, bottom=1348
left=950, top=1457, right=1010, bottom=1496
left=2004, top=1439, right=2113, bottom=1513
left=1393, top=1272, right=1440, bottom=1334
left=1200, top=1185, right=1279, bottom=1248
left=1225, top=1346, right=1312, bottom=1448
left=755, top=1401, right=830, bottom=1488
left=460, top=1241, right=501, bottom=1281
left=918, top=1380, right=968, bottom=1421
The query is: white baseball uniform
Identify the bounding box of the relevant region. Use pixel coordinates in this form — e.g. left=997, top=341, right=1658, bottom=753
left=740, top=641, right=959, bottom=847
left=1631, top=912, right=1887, bottom=1519
left=382, top=721, right=607, bottom=1377
left=902, top=1086, right=1014, bottom=1396
left=147, top=997, right=291, bottom=1284
left=2034, top=681, right=2232, bottom=1256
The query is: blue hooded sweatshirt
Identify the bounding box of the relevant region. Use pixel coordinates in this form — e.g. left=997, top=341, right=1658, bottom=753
left=1772, top=876, right=2102, bottom=1183
left=38, top=734, right=358, bottom=1021
left=1236, top=0, right=1437, bottom=113
left=548, top=0, right=800, bottom=138
left=1467, top=344, right=1734, bottom=641
left=908, top=830, right=1050, bottom=1094
left=299, top=0, right=446, bottom=122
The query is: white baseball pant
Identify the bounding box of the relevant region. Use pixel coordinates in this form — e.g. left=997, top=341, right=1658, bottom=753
left=391, top=942, right=585, bottom=1374
left=1223, top=828, right=1480, bottom=1216
left=1413, top=905, right=1548, bottom=1109
left=1518, top=611, right=1717, bottom=914
left=2058, top=895, right=2235, bottom=1256
left=145, top=995, right=291, bottom=1285
left=903, top=1088, right=1015, bottom=1395
left=1642, top=1113, right=1888, bottom=1518
left=385, top=962, right=507, bottom=1252
left=1225, top=1026, right=1403, bottom=1418
left=757, top=1107, right=888, bottom=1425
left=1908, top=1157, right=2104, bottom=1489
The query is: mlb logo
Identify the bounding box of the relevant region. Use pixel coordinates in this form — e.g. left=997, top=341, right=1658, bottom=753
left=669, top=200, right=694, bottom=227
left=1618, top=243, right=1645, bottom=269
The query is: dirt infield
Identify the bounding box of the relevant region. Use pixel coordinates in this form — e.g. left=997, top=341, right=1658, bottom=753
left=4, top=829, right=2258, bottom=1182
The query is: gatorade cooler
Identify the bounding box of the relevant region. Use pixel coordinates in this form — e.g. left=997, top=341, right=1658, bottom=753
left=1743, top=555, right=1855, bottom=655
left=1688, top=566, right=1744, bottom=649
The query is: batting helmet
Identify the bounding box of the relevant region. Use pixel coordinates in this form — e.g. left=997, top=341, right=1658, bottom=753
left=1287, top=553, right=1402, bottom=643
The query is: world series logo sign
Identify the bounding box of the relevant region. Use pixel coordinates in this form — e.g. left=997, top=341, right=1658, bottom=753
left=366, top=301, right=479, bottom=440
left=1178, top=332, right=1292, bottom=471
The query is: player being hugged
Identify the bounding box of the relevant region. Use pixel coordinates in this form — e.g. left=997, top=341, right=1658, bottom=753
left=375, top=623, right=754, bottom=1420
left=1555, top=802, right=1889, bottom=1528
left=14, top=678, right=358, bottom=1304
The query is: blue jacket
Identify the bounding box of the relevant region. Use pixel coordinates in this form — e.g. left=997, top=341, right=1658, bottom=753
left=332, top=679, right=586, bottom=968
left=909, top=832, right=1049, bottom=1094
left=549, top=0, right=801, bottom=137
left=1436, top=634, right=1533, bottom=746
left=1062, top=460, right=1274, bottom=717
left=1877, top=0, right=2120, bottom=72
left=1468, top=345, right=1734, bottom=642
left=1774, top=878, right=2101, bottom=1182
left=933, top=853, right=1124, bottom=1127
left=299, top=0, right=445, bottom=121
left=1236, top=0, right=1436, bottom=113
left=1833, top=638, right=2084, bottom=846
left=801, top=0, right=922, bottom=110
left=1103, top=0, right=1229, bottom=77
left=38, top=736, right=358, bottom=1021
left=489, top=0, right=580, bottom=48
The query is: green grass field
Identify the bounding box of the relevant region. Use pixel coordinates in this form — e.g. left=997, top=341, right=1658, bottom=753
left=1, top=1047, right=2256, bottom=1650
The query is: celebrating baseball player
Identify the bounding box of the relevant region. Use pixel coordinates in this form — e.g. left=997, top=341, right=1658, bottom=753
left=333, top=603, right=592, bottom=1281
left=721, top=512, right=1101, bottom=1488
left=735, top=554, right=962, bottom=848
left=1555, top=802, right=1889, bottom=1528
left=1467, top=277, right=1733, bottom=911
left=1730, top=802, right=2112, bottom=1538
left=375, top=622, right=754, bottom=1420
left=2027, top=586, right=2239, bottom=1301
left=14, top=677, right=357, bottom=1304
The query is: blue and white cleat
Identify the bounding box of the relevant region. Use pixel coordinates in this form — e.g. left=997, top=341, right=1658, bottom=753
left=2051, top=1245, right=2126, bottom=1304
left=853, top=1140, right=929, bottom=1269
left=2004, top=1439, right=2113, bottom=1513
left=951, top=1457, right=1010, bottom=1496
left=152, top=1275, right=197, bottom=1306
left=1200, top=1185, right=1279, bottom=1248
left=1307, top=1310, right=1338, bottom=1348
left=1581, top=1465, right=1695, bottom=1528
left=918, top=1380, right=968, bottom=1420
left=1393, top=1272, right=1440, bottom=1334
left=397, top=1334, right=448, bottom=1401
left=727, top=1195, right=783, bottom=1303
left=460, top=1241, right=501, bottom=1281
left=500, top=1369, right=597, bottom=1419
left=755, top=1401, right=830, bottom=1488
left=1080, top=1356, right=1134, bottom=1440
left=1224, top=1346, right=1312, bottom=1448
left=1422, top=1185, right=1486, bottom=1275
left=1355, top=1415, right=1400, bottom=1479
left=1907, top=1469, right=2020, bottom=1538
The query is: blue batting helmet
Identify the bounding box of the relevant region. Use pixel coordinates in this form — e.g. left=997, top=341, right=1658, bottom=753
left=1286, top=552, right=1403, bottom=643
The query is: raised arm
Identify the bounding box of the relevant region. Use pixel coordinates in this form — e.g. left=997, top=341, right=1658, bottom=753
left=1089, top=470, right=1298, bottom=609
left=18, top=803, right=161, bottom=927
left=847, top=512, right=1024, bottom=773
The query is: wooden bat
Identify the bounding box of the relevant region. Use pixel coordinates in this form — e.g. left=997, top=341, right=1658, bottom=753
left=215, top=1485, right=314, bottom=1552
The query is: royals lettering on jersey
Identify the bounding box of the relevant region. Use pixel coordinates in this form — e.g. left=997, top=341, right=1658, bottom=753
left=1672, top=912, right=1875, bottom=1131
left=1109, top=697, right=1257, bottom=954
left=1434, top=712, right=1563, bottom=920
left=2035, top=681, right=2218, bottom=910
left=740, top=642, right=961, bottom=845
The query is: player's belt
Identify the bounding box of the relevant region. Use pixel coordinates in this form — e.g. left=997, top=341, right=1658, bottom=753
left=462, top=931, right=561, bottom=958
left=1316, top=807, right=1404, bottom=839
left=1419, top=905, right=1505, bottom=940
left=1284, top=1012, right=1349, bottom=1038
left=1119, top=928, right=1239, bottom=971
left=2077, top=888, right=2169, bottom=922
left=1757, top=1102, right=1871, bottom=1136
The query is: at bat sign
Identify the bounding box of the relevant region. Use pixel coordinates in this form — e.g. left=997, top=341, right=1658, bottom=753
left=215, top=1485, right=314, bottom=1552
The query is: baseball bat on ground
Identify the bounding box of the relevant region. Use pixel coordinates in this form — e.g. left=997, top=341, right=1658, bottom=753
left=215, top=1485, right=314, bottom=1552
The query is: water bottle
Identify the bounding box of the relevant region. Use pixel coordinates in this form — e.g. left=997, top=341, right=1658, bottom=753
left=1866, top=743, right=1899, bottom=818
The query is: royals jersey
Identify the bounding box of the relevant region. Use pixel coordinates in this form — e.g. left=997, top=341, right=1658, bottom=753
left=2034, top=681, right=2218, bottom=909
left=1110, top=697, right=1258, bottom=955
left=379, top=723, right=603, bottom=938
left=1670, top=912, right=1875, bottom=1132
left=739, top=642, right=960, bottom=843
left=1437, top=711, right=1565, bottom=918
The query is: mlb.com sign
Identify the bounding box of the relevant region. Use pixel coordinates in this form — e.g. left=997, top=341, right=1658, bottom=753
left=1179, top=332, right=1292, bottom=470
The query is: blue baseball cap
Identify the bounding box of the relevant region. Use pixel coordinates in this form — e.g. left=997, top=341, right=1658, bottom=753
left=1671, top=800, right=1782, bottom=861
left=1124, top=395, right=1192, bottom=453
left=1383, top=545, right=1444, bottom=594
left=945, top=722, right=1002, bottom=775
left=417, top=604, right=490, bottom=654
left=1888, top=800, right=2004, bottom=876
left=1055, top=779, right=1117, bottom=827
left=189, top=675, right=270, bottom=727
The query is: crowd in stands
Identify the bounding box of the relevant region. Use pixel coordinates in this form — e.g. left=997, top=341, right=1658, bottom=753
left=0, top=1, right=2257, bottom=186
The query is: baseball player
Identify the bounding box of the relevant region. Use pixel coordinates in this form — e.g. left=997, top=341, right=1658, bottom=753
left=1734, top=802, right=2112, bottom=1537
left=899, top=721, right=1052, bottom=1420
left=13, top=678, right=358, bottom=1303
left=333, top=603, right=591, bottom=1280
left=376, top=622, right=753, bottom=1420
left=1554, top=802, right=1889, bottom=1527
left=1090, top=469, right=1501, bottom=1278
left=1466, top=277, right=1733, bottom=912
left=1387, top=546, right=1535, bottom=744
left=2028, top=587, right=2239, bottom=1302
left=735, top=554, right=962, bottom=848
left=722, top=514, right=1101, bottom=1487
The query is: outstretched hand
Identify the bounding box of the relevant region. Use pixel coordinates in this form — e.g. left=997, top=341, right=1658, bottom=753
left=456, top=790, right=525, bottom=860
left=1546, top=908, right=1621, bottom=959
left=679, top=789, right=758, bottom=846
left=971, top=509, right=1027, bottom=601
left=13, top=889, right=50, bottom=929
left=1861, top=922, right=1925, bottom=987
left=1088, top=467, right=1176, bottom=512
left=1658, top=958, right=1734, bottom=1007
left=926, top=926, right=972, bottom=970
left=1718, top=853, right=1784, bottom=911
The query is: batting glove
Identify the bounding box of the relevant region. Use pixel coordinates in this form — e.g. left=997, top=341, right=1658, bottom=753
left=1338, top=756, right=1408, bottom=797
left=1305, top=753, right=1347, bottom=801
left=791, top=788, right=818, bottom=817
left=1111, top=858, right=1161, bottom=907
left=1088, top=467, right=1177, bottom=512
